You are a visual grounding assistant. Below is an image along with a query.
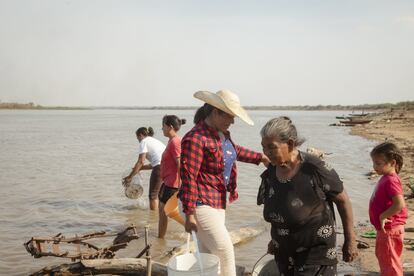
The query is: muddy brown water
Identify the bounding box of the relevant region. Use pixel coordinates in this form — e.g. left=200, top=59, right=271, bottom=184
left=0, top=110, right=376, bottom=275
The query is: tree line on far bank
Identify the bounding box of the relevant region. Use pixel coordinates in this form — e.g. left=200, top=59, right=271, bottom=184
left=1, top=100, right=413, bottom=111
left=0, top=101, right=89, bottom=110
left=245, top=101, right=414, bottom=111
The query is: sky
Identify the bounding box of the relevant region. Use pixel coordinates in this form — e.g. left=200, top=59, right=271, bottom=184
left=0, top=0, right=413, bottom=107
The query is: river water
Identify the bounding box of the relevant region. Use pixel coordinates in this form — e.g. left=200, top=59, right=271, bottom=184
left=0, top=109, right=376, bottom=275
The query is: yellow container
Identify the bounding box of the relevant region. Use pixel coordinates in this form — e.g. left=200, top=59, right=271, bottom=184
left=164, top=191, right=185, bottom=226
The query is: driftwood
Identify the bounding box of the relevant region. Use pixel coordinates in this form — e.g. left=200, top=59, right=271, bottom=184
left=24, top=226, right=140, bottom=260
left=30, top=227, right=262, bottom=275
left=160, top=226, right=264, bottom=262
left=306, top=147, right=332, bottom=159
left=406, top=183, right=414, bottom=199
left=30, top=258, right=248, bottom=276
left=30, top=258, right=167, bottom=276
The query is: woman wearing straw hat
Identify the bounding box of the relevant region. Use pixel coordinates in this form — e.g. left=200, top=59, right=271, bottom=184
left=123, top=127, right=166, bottom=211
left=158, top=115, right=186, bottom=239
left=179, top=89, right=269, bottom=276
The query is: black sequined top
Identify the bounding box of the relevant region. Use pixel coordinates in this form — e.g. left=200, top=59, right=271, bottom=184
left=257, top=152, right=343, bottom=266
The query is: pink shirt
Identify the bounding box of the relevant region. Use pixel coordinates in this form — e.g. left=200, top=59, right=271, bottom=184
left=369, top=172, right=407, bottom=230
left=160, top=136, right=181, bottom=188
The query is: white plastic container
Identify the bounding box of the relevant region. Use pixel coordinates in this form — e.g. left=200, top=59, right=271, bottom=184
left=251, top=253, right=279, bottom=276
left=167, top=252, right=219, bottom=276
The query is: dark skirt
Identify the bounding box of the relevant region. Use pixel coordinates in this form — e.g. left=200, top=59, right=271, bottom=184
left=149, top=165, right=162, bottom=200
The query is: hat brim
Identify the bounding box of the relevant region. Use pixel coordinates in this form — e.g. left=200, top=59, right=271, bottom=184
left=194, top=91, right=254, bottom=125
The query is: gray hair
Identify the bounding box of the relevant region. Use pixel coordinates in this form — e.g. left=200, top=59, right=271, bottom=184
left=260, top=116, right=305, bottom=147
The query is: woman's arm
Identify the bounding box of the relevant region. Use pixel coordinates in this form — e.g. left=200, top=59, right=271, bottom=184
left=123, top=153, right=147, bottom=185
left=234, top=144, right=263, bottom=165
left=176, top=157, right=181, bottom=186
left=261, top=154, right=270, bottom=167
left=180, top=136, right=203, bottom=220
left=141, top=163, right=153, bottom=170
left=379, top=194, right=405, bottom=231
left=332, top=190, right=358, bottom=262
left=181, top=136, right=202, bottom=233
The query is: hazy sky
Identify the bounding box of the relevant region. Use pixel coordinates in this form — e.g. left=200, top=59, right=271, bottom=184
left=0, top=1, right=413, bottom=106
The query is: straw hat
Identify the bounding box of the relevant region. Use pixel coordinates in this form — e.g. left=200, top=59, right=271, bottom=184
left=194, top=89, right=254, bottom=125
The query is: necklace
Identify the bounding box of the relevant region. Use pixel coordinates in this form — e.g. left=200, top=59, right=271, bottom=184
left=276, top=175, right=291, bottom=183
left=275, top=160, right=301, bottom=183
left=275, top=151, right=302, bottom=183
left=275, top=168, right=292, bottom=183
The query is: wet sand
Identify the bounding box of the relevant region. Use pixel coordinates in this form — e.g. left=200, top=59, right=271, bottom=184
left=350, top=109, right=414, bottom=273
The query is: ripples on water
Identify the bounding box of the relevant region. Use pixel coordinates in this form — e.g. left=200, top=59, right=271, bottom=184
left=0, top=110, right=376, bottom=275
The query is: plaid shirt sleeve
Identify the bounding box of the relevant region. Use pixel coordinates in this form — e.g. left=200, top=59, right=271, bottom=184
left=235, top=144, right=262, bottom=165
left=226, top=142, right=262, bottom=203
left=179, top=133, right=204, bottom=215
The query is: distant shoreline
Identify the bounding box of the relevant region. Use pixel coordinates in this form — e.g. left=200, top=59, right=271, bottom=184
left=1, top=101, right=412, bottom=111
left=0, top=102, right=90, bottom=110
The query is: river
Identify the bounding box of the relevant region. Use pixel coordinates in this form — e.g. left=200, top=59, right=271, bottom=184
left=0, top=109, right=376, bottom=275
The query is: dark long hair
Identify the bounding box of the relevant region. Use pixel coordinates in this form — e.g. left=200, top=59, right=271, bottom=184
left=136, top=127, right=154, bottom=137
left=163, top=115, right=186, bottom=131
left=371, top=142, right=404, bottom=173
left=193, top=103, right=215, bottom=124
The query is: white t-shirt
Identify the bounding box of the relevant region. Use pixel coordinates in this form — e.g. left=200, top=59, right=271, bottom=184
left=138, top=136, right=166, bottom=167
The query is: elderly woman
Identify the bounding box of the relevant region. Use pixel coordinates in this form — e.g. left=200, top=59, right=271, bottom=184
left=258, top=117, right=357, bottom=276
left=179, top=89, right=269, bottom=276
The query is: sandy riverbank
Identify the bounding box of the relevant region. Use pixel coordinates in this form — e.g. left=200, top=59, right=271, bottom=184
left=350, top=109, right=414, bottom=273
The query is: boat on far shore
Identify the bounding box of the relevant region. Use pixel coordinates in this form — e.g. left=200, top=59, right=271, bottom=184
left=333, top=111, right=373, bottom=126
left=336, top=110, right=371, bottom=120
left=339, top=119, right=372, bottom=125
left=348, top=110, right=369, bottom=117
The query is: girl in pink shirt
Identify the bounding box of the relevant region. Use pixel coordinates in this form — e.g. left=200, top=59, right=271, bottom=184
left=158, top=115, right=186, bottom=238
left=369, top=142, right=407, bottom=276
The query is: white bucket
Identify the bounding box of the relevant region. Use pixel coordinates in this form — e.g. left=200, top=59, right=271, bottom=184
left=251, top=253, right=279, bottom=276
left=167, top=253, right=219, bottom=276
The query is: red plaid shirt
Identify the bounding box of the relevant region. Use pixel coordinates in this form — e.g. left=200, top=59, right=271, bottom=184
left=179, top=121, right=262, bottom=215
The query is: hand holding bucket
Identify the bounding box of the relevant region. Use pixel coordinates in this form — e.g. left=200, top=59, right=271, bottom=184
left=164, top=191, right=185, bottom=226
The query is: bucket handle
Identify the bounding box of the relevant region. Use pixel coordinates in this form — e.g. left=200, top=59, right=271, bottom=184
left=252, top=252, right=270, bottom=275
left=186, top=233, right=190, bottom=253
left=191, top=231, right=204, bottom=275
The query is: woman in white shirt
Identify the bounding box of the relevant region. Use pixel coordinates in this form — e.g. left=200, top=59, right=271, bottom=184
left=123, top=127, right=166, bottom=210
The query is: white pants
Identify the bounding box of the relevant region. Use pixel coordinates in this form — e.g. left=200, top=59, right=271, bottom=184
left=195, top=205, right=236, bottom=276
